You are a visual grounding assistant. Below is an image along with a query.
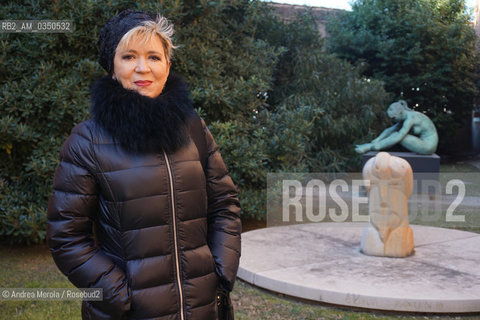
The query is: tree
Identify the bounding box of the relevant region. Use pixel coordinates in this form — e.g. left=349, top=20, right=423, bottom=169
left=0, top=0, right=390, bottom=243
left=327, top=0, right=479, bottom=152
left=256, top=8, right=390, bottom=172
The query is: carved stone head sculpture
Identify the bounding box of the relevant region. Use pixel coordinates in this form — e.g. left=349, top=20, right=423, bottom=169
left=360, top=152, right=415, bottom=257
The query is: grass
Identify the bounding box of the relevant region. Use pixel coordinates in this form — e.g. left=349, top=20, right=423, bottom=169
left=0, top=245, right=80, bottom=319
left=0, top=161, right=479, bottom=319
left=232, top=280, right=479, bottom=320
left=439, top=162, right=480, bottom=173
left=0, top=244, right=479, bottom=319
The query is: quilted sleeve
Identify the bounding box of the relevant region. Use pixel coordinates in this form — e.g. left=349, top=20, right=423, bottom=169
left=47, top=122, right=131, bottom=318
left=203, top=120, right=242, bottom=292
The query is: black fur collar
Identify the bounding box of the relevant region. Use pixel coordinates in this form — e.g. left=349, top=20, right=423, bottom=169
left=90, top=73, right=194, bottom=154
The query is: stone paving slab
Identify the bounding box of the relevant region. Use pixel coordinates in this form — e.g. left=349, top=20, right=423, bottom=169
left=238, top=223, right=480, bottom=313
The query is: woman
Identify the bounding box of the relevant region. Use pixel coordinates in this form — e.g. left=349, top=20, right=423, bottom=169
left=47, top=10, right=241, bottom=320
left=355, top=100, right=438, bottom=155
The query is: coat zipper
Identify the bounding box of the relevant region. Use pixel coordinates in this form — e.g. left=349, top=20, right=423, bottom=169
left=163, top=150, right=185, bottom=320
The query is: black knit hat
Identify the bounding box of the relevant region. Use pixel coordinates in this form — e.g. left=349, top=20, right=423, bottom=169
left=98, top=9, right=156, bottom=74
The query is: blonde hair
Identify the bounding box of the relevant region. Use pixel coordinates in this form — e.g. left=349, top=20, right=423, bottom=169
left=116, top=14, right=176, bottom=61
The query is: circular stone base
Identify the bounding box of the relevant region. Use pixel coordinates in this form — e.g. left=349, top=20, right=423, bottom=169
left=238, top=223, right=480, bottom=313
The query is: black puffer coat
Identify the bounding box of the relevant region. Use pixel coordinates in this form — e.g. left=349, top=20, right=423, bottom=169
left=47, top=75, right=241, bottom=320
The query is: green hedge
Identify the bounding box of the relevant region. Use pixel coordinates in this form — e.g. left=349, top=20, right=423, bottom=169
left=0, top=1, right=389, bottom=243
left=326, top=0, right=479, bottom=152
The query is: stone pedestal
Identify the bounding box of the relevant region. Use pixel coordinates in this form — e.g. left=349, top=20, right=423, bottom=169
left=238, top=223, right=480, bottom=313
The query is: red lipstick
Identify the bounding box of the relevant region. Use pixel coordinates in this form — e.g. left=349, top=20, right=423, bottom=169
left=134, top=81, right=152, bottom=86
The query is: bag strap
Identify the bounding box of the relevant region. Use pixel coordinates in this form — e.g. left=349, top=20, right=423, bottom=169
left=188, top=112, right=208, bottom=174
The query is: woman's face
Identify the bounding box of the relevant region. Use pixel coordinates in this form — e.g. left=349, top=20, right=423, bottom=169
left=113, top=35, right=171, bottom=98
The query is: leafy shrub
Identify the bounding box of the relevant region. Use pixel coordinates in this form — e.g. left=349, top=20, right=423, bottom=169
left=326, top=0, right=480, bottom=152
left=0, top=1, right=390, bottom=242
